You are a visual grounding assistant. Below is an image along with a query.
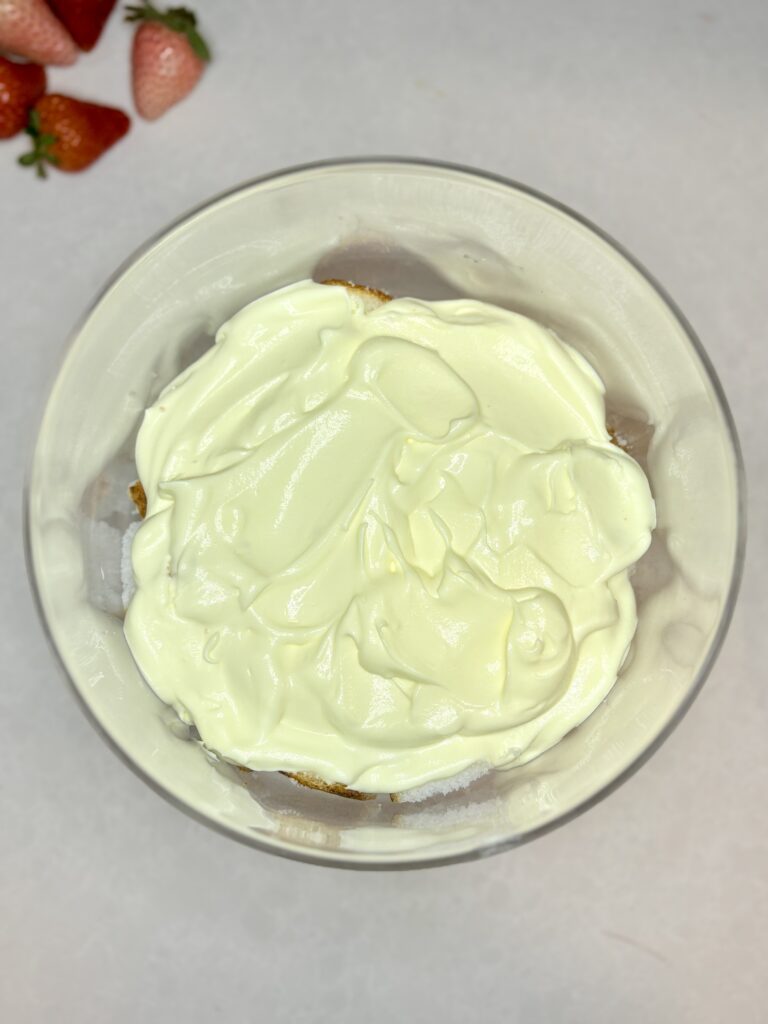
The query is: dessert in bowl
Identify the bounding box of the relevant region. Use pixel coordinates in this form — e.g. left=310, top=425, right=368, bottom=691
left=27, top=160, right=744, bottom=867
left=123, top=278, right=655, bottom=801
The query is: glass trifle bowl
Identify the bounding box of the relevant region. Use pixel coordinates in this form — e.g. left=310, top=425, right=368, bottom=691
left=26, top=160, right=745, bottom=868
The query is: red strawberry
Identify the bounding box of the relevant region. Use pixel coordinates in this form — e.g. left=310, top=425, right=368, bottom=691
left=126, top=3, right=209, bottom=121
left=0, top=0, right=78, bottom=65
left=0, top=55, right=45, bottom=137
left=19, top=93, right=129, bottom=176
left=46, top=0, right=117, bottom=51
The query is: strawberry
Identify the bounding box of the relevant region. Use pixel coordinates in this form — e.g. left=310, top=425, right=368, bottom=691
left=19, top=93, right=129, bottom=176
left=125, top=3, right=209, bottom=121
left=0, top=55, right=45, bottom=137
left=46, top=0, right=117, bottom=51
left=0, top=0, right=78, bottom=65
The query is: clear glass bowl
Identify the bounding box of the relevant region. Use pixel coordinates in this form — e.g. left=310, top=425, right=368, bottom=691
left=26, top=160, right=745, bottom=869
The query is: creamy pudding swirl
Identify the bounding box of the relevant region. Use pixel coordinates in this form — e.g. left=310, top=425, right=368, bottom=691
left=124, top=280, right=655, bottom=794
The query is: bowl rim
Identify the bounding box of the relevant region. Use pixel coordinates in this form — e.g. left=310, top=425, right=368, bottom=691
left=24, top=156, right=747, bottom=870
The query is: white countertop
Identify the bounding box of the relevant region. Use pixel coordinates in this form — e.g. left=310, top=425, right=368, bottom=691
left=1, top=2, right=766, bottom=1020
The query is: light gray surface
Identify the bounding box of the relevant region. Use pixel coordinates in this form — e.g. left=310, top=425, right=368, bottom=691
left=1, top=1, right=766, bottom=1020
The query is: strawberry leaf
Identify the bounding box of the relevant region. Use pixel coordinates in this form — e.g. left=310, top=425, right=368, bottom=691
left=185, top=27, right=210, bottom=61
left=19, top=109, right=60, bottom=180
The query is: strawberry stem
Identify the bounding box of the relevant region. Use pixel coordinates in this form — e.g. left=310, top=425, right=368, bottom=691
left=18, top=109, right=60, bottom=179
left=124, top=3, right=211, bottom=60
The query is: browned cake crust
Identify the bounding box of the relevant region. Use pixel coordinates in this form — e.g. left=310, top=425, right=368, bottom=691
left=608, top=425, right=631, bottom=454
left=280, top=771, right=374, bottom=801
left=129, top=480, right=147, bottom=518
left=236, top=765, right=375, bottom=800
left=320, top=278, right=392, bottom=307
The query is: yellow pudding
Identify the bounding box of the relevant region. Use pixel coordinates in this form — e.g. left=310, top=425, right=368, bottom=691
left=124, top=280, right=655, bottom=795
